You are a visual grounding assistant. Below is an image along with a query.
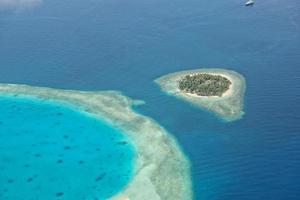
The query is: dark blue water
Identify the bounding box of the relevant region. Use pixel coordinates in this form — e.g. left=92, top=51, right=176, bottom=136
left=0, top=0, right=300, bottom=199
left=0, top=96, right=135, bottom=199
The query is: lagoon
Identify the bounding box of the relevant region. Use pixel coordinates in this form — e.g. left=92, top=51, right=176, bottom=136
left=0, top=94, right=135, bottom=199
left=0, top=84, right=192, bottom=200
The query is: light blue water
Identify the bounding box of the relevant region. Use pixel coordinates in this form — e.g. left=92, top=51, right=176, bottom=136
left=0, top=0, right=300, bottom=199
left=0, top=96, right=135, bottom=199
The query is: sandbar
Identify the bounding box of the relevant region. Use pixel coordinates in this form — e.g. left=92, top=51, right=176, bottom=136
left=154, top=68, right=246, bottom=121
left=0, top=83, right=193, bottom=200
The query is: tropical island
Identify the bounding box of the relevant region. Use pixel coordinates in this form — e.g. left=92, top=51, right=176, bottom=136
left=155, top=68, right=246, bottom=121
left=178, top=73, right=231, bottom=97
left=0, top=84, right=192, bottom=200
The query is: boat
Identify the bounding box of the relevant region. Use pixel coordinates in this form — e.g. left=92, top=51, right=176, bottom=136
left=245, top=0, right=254, bottom=6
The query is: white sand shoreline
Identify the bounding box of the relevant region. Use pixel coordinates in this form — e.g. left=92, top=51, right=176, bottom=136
left=155, top=68, right=246, bottom=122
left=0, top=84, right=193, bottom=200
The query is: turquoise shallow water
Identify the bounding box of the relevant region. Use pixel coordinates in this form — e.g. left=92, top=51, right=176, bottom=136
left=0, top=95, right=135, bottom=199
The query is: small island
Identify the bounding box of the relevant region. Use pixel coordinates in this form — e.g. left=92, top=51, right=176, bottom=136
left=155, top=68, right=246, bottom=121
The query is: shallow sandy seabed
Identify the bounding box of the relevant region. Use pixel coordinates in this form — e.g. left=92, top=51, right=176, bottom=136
left=155, top=68, right=246, bottom=122
left=0, top=84, right=193, bottom=200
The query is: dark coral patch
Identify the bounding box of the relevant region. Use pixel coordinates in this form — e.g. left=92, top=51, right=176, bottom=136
left=63, top=135, right=69, bottom=139
left=55, top=192, right=64, bottom=197
left=56, top=159, right=63, bottom=164
left=27, top=177, right=33, bottom=183
left=7, top=179, right=14, bottom=184
left=117, top=141, right=128, bottom=145
left=95, top=173, right=106, bottom=182
left=64, top=146, right=71, bottom=150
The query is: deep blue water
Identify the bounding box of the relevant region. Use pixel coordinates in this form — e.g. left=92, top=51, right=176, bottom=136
left=0, top=0, right=300, bottom=199
left=0, top=96, right=135, bottom=199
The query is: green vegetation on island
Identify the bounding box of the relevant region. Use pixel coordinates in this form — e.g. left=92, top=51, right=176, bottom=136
left=178, top=73, right=231, bottom=97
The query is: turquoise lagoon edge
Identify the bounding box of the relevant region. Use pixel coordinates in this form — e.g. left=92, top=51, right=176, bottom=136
left=0, top=84, right=193, bottom=200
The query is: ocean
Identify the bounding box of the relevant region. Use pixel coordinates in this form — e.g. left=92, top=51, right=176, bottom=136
left=0, top=0, right=300, bottom=199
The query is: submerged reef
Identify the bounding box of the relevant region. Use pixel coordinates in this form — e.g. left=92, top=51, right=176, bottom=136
left=0, top=84, right=192, bottom=200
left=155, top=68, right=246, bottom=122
